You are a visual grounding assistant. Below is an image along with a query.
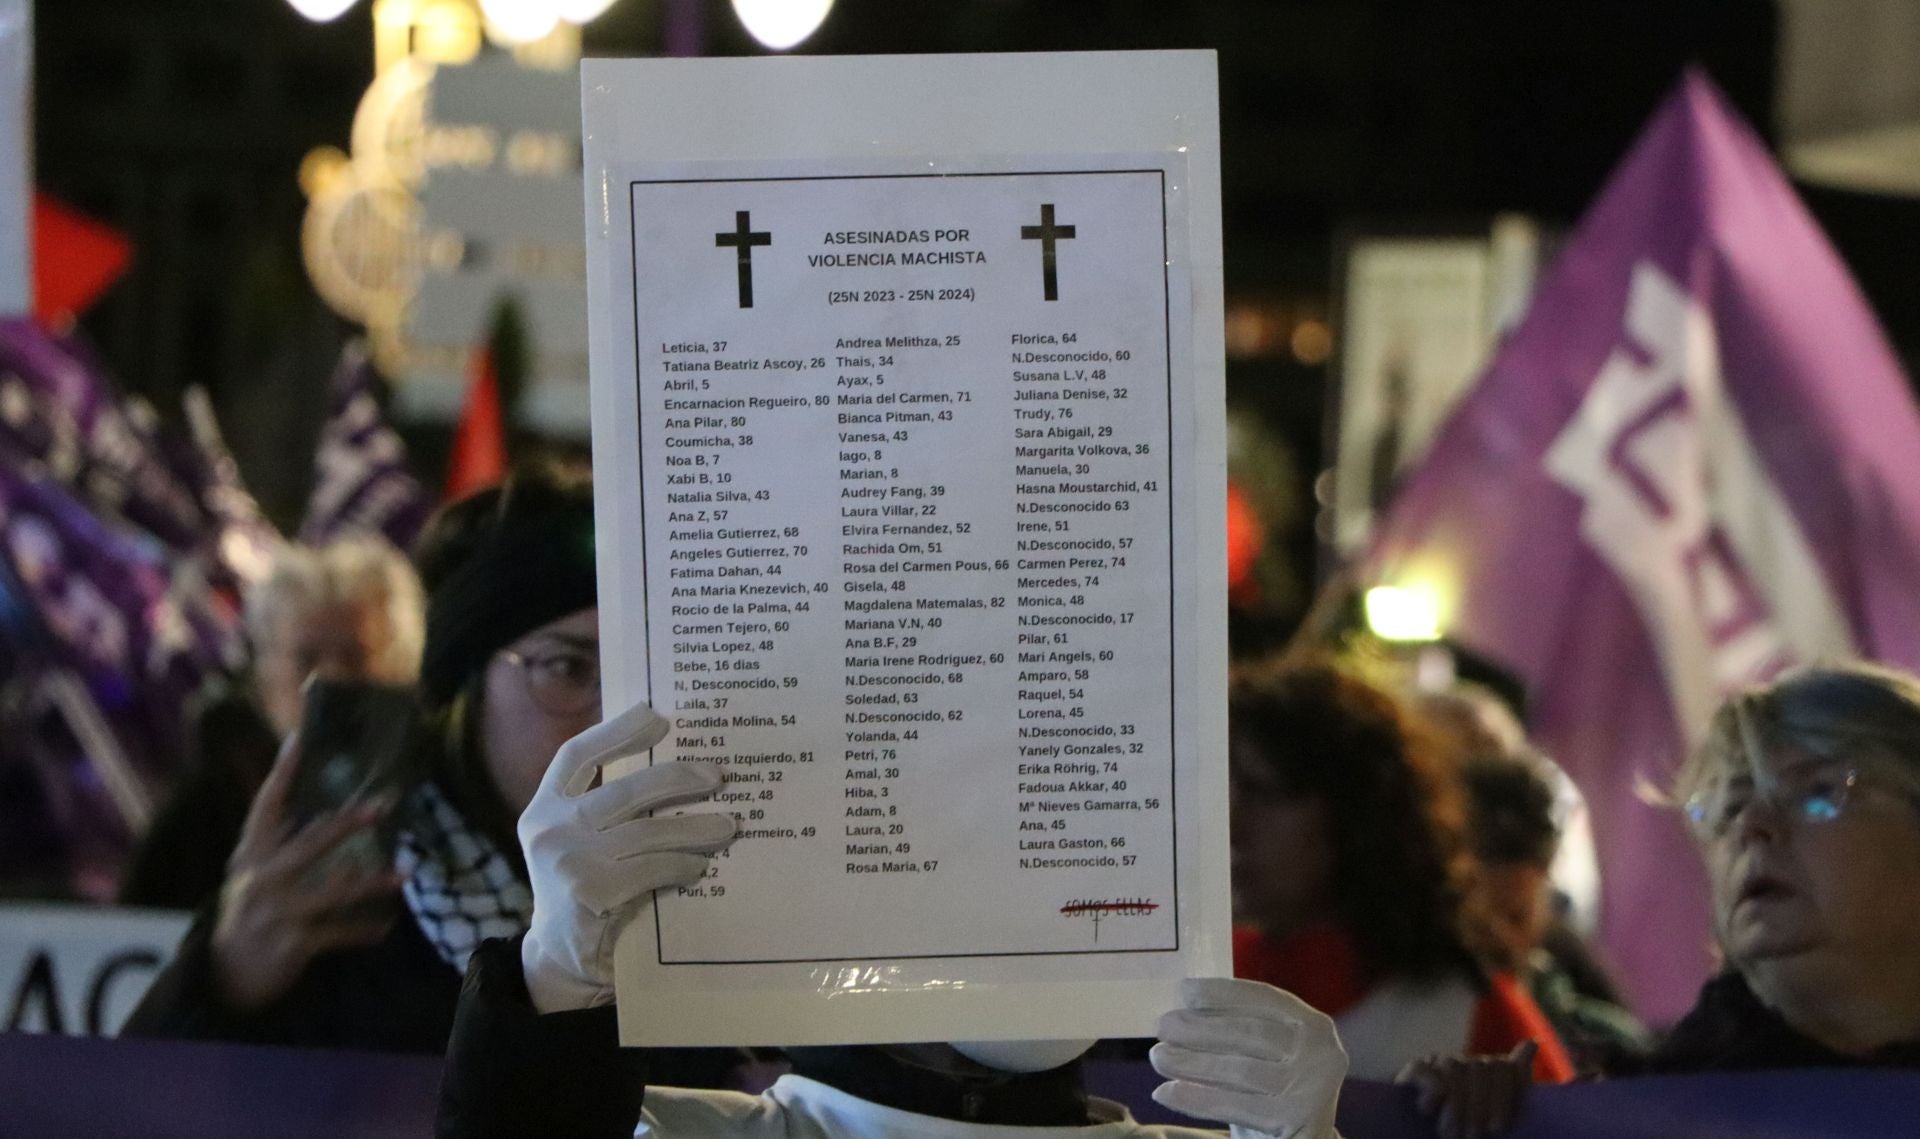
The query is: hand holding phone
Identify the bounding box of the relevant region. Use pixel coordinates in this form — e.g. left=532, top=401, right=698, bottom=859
left=287, top=681, right=419, bottom=879
left=208, top=683, right=419, bottom=1012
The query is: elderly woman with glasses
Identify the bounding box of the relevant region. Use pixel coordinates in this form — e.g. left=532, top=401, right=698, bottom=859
left=1402, top=661, right=1920, bottom=1136
left=1650, top=661, right=1920, bottom=1071
left=125, top=468, right=737, bottom=1066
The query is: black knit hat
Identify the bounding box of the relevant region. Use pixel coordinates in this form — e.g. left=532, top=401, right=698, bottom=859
left=415, top=468, right=596, bottom=707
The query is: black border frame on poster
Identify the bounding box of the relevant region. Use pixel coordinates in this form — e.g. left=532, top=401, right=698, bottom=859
left=625, top=167, right=1182, bottom=966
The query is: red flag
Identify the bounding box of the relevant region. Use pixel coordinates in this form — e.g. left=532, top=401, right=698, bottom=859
left=443, top=344, right=507, bottom=500
left=33, top=194, right=132, bottom=324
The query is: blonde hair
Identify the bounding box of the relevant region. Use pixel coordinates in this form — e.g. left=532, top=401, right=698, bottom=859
left=1676, top=661, right=1920, bottom=809
left=245, top=535, right=425, bottom=681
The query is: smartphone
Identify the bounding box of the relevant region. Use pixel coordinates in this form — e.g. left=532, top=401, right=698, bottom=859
left=289, top=680, right=420, bottom=882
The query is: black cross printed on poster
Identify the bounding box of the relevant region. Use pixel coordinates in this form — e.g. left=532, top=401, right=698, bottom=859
left=715, top=210, right=773, bottom=308
left=1020, top=203, right=1076, bottom=301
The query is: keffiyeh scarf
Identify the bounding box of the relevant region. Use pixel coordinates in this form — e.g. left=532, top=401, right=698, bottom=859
left=394, top=781, right=534, bottom=971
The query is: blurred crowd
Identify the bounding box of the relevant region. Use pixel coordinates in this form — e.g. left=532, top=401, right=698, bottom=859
left=14, top=458, right=1916, bottom=1127
left=1, top=323, right=1917, bottom=1135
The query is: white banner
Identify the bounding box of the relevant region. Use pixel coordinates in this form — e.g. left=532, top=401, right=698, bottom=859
left=1, top=904, right=192, bottom=1037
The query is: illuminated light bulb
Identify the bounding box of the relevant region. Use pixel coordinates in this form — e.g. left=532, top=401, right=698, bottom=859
left=1364, top=584, right=1444, bottom=643
left=731, top=0, right=834, bottom=50
left=413, top=0, right=484, bottom=64
left=555, top=0, right=619, bottom=22
left=1290, top=318, right=1333, bottom=365
left=286, top=0, right=359, bottom=21
left=297, top=146, right=351, bottom=199
left=480, top=0, right=560, bottom=44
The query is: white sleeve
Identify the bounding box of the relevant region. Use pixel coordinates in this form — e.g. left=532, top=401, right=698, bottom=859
left=635, top=1086, right=793, bottom=1139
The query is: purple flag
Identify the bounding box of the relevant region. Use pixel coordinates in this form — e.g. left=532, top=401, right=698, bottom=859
left=0, top=320, right=212, bottom=554
left=174, top=385, right=284, bottom=594
left=0, top=322, right=271, bottom=628
left=0, top=322, right=260, bottom=896
left=1364, top=71, right=1920, bottom=1021
left=0, top=460, right=238, bottom=895
left=300, top=343, right=432, bottom=552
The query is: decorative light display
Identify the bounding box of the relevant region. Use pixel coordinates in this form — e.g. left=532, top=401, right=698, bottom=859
left=286, top=0, right=361, bottom=21
left=731, top=0, right=834, bottom=51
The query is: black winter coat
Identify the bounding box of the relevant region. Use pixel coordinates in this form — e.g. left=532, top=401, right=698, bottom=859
left=125, top=908, right=759, bottom=1097
left=122, top=902, right=463, bottom=1053
left=118, top=691, right=280, bottom=910
left=436, top=936, right=1099, bottom=1139
left=1633, top=971, right=1920, bottom=1075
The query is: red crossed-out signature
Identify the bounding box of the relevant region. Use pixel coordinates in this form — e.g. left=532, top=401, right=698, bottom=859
left=1059, top=898, right=1161, bottom=943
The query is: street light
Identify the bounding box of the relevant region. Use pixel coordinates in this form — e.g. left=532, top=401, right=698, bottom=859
left=731, top=0, right=833, bottom=51
left=1364, top=584, right=1444, bottom=644
left=478, top=0, right=560, bottom=44
left=287, top=0, right=360, bottom=21
left=555, top=0, right=619, bottom=22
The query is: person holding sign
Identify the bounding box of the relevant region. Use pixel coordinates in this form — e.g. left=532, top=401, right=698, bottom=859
left=434, top=696, right=1352, bottom=1138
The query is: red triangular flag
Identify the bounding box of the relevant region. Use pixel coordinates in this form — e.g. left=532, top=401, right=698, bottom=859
left=1225, top=479, right=1265, bottom=608
left=443, top=343, right=508, bottom=500
left=33, top=193, right=133, bottom=324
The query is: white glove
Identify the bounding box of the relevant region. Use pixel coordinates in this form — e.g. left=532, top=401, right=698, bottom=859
left=1150, top=977, right=1349, bottom=1139
left=518, top=700, right=738, bottom=1013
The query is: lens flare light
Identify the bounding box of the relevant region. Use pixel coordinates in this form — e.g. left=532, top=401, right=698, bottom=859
left=479, top=0, right=561, bottom=44
left=731, top=0, right=834, bottom=51
left=286, top=0, right=360, bottom=21
left=1364, top=584, right=1444, bottom=644
left=554, top=0, right=620, bottom=21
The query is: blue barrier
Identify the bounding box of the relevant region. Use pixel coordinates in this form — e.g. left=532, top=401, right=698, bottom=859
left=0, top=1032, right=440, bottom=1139
left=3, top=1033, right=1915, bottom=1137
left=1088, top=1060, right=1920, bottom=1138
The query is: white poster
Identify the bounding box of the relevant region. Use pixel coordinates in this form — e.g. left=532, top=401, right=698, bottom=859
left=0, top=0, right=30, bottom=317
left=405, top=55, right=591, bottom=434
left=1331, top=239, right=1497, bottom=554
left=584, top=52, right=1227, bottom=1047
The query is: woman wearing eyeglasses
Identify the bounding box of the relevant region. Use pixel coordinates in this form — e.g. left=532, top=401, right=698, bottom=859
left=126, top=468, right=745, bottom=1080
left=1401, top=661, right=1920, bottom=1136
left=1645, top=661, right=1920, bottom=1073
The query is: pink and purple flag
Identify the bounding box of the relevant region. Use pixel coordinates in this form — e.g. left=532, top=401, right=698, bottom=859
left=0, top=321, right=209, bottom=553
left=0, top=321, right=257, bottom=896
left=169, top=386, right=284, bottom=596
left=300, top=343, right=432, bottom=552
left=1364, top=71, right=1920, bottom=1021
